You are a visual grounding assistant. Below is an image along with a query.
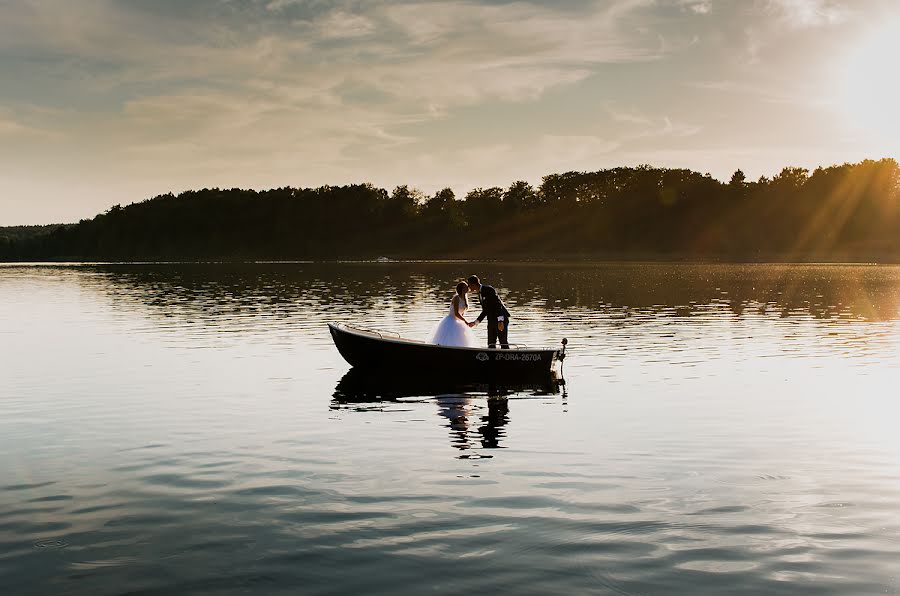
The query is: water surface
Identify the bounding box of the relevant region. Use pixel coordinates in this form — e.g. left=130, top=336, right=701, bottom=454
left=2, top=262, right=900, bottom=595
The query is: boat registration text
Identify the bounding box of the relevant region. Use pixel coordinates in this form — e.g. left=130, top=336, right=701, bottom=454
left=477, top=352, right=544, bottom=362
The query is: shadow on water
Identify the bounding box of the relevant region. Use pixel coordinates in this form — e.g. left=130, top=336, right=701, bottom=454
left=332, top=368, right=567, bottom=458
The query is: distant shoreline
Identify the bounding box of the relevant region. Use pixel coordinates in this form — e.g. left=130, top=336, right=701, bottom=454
left=0, top=255, right=890, bottom=266
left=3, top=159, right=898, bottom=264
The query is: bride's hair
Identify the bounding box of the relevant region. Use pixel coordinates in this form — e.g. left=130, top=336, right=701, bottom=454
left=456, top=281, right=468, bottom=295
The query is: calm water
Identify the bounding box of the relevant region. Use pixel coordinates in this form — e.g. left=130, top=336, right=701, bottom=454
left=2, top=262, right=900, bottom=595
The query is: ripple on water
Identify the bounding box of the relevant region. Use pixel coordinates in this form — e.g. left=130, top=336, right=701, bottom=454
left=3, top=263, right=900, bottom=595
left=1, top=481, right=57, bottom=492
left=140, top=473, right=231, bottom=490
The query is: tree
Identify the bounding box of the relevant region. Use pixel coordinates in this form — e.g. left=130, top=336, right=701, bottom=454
left=423, top=187, right=455, bottom=216
left=4, top=159, right=900, bottom=262
left=539, top=172, right=582, bottom=206
left=463, top=187, right=503, bottom=227
left=386, top=185, right=424, bottom=220
left=502, top=181, right=538, bottom=213
left=773, top=167, right=809, bottom=190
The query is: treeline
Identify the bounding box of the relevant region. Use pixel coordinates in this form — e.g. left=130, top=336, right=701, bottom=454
left=0, top=224, right=70, bottom=242
left=2, top=159, right=898, bottom=261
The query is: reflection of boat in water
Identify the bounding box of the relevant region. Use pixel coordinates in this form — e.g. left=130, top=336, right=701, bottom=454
left=328, top=322, right=566, bottom=379
left=332, top=367, right=563, bottom=403
left=332, top=368, right=565, bottom=456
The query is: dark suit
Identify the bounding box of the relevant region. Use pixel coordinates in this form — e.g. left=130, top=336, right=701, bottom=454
left=476, top=284, right=511, bottom=348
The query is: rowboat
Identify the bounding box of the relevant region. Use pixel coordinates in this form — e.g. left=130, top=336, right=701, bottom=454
left=328, top=322, right=566, bottom=379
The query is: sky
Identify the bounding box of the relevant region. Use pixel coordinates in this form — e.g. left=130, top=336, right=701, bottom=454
left=1, top=0, right=898, bottom=224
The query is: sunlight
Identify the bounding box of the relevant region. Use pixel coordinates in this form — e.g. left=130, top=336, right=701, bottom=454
left=837, top=20, right=900, bottom=151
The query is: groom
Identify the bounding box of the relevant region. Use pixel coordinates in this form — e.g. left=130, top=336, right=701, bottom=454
left=467, top=275, right=511, bottom=349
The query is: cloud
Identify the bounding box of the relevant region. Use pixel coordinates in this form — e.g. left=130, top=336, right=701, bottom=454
left=606, top=103, right=653, bottom=126
left=659, top=117, right=702, bottom=137
left=688, top=79, right=837, bottom=113
left=314, top=10, right=376, bottom=39
left=1, top=0, right=887, bottom=224
left=538, top=135, right=622, bottom=165
left=0, top=107, right=62, bottom=140
left=0, top=115, right=35, bottom=138
left=731, top=1, right=851, bottom=65
left=680, top=0, right=713, bottom=14
left=0, top=0, right=669, bottom=159
left=764, top=0, right=850, bottom=28
left=265, top=0, right=302, bottom=11
left=1, top=1, right=664, bottom=104
left=378, top=134, right=623, bottom=194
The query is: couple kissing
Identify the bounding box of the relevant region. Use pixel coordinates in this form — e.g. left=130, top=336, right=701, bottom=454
left=427, top=275, right=511, bottom=349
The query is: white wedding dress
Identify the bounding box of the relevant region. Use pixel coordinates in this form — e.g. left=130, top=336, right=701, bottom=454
left=427, top=294, right=479, bottom=347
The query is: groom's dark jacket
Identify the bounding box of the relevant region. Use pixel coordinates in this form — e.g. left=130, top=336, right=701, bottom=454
left=476, top=284, right=511, bottom=325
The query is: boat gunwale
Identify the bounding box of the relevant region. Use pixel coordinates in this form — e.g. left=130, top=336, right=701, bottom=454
left=328, top=322, right=560, bottom=354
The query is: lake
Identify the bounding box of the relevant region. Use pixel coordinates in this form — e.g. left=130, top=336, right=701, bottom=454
left=2, top=262, right=900, bottom=595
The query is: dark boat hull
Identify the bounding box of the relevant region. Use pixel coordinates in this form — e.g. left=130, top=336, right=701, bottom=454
left=328, top=323, right=562, bottom=379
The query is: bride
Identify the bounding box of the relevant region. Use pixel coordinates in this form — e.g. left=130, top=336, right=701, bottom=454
left=427, top=281, right=479, bottom=347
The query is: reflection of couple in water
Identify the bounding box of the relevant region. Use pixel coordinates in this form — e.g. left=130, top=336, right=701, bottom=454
left=427, top=275, right=511, bottom=349
left=436, top=394, right=510, bottom=456
left=332, top=370, right=564, bottom=458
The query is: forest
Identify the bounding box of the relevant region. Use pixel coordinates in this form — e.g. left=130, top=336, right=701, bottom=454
left=2, top=158, right=898, bottom=262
